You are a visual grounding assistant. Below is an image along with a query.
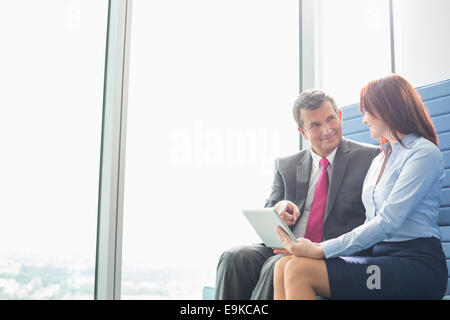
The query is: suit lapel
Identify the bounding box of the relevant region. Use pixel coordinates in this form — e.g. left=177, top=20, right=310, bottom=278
left=324, top=139, right=350, bottom=223
left=295, top=151, right=312, bottom=213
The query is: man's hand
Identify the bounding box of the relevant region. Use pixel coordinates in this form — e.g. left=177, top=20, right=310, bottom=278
left=273, top=200, right=301, bottom=226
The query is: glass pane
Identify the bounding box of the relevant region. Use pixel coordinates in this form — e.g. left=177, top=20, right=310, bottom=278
left=0, top=1, right=108, bottom=299
left=122, top=0, right=299, bottom=299
left=319, top=0, right=391, bottom=106
left=393, top=0, right=450, bottom=87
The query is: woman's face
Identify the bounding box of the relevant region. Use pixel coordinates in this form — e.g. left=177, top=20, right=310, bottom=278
left=362, top=110, right=390, bottom=140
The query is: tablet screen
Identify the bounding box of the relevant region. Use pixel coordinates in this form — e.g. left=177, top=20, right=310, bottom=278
left=242, top=208, right=298, bottom=248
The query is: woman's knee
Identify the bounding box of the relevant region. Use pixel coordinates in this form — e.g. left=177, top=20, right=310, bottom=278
left=283, top=257, right=330, bottom=298
left=274, top=256, right=293, bottom=277
left=284, top=257, right=313, bottom=283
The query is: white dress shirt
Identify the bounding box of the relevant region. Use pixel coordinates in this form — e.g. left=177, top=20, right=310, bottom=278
left=292, top=146, right=337, bottom=238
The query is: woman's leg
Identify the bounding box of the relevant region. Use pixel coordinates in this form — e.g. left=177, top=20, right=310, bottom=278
left=284, top=257, right=331, bottom=300
left=273, top=255, right=293, bottom=300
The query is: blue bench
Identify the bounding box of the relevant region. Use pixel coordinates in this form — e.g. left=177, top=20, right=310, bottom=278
left=204, top=79, right=450, bottom=300
left=342, top=78, right=450, bottom=300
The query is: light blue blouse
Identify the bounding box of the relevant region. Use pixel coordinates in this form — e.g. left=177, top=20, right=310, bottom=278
left=321, top=133, right=445, bottom=258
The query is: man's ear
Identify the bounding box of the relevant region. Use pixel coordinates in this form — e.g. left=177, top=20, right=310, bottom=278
left=297, top=127, right=308, bottom=140
left=338, top=109, right=343, bottom=123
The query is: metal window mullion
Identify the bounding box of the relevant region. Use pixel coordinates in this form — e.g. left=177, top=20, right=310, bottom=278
left=299, top=0, right=303, bottom=150
left=95, top=0, right=132, bottom=300
left=389, top=0, right=396, bottom=74
left=298, top=0, right=319, bottom=150
left=300, top=0, right=320, bottom=91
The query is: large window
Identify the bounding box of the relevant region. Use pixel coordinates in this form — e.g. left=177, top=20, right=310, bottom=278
left=393, top=0, right=450, bottom=87
left=2, top=0, right=447, bottom=301
left=0, top=0, right=107, bottom=299
left=316, top=0, right=450, bottom=106
left=121, top=0, right=299, bottom=299
left=318, top=0, right=392, bottom=106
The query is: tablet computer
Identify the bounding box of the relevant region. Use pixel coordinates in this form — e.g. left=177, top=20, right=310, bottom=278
left=242, top=208, right=298, bottom=248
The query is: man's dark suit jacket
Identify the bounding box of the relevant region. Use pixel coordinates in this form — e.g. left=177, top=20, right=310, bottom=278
left=264, top=137, right=380, bottom=241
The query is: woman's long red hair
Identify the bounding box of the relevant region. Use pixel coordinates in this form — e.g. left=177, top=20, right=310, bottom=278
left=359, top=74, right=438, bottom=147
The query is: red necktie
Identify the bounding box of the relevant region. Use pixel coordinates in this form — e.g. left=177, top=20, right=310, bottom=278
left=304, top=158, right=330, bottom=243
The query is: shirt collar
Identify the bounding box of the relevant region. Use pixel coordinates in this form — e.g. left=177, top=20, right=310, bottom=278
left=381, top=133, right=419, bottom=152
left=310, top=145, right=338, bottom=169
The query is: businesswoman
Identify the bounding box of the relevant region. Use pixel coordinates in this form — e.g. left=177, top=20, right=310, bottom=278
left=273, top=74, right=448, bottom=299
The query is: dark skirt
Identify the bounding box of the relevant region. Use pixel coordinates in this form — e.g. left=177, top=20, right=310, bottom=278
left=325, top=237, right=448, bottom=300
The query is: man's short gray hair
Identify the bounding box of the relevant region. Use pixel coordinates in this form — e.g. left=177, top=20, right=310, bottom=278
left=293, top=90, right=339, bottom=129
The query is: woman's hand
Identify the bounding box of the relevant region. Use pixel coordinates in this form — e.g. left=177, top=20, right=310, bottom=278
left=274, top=225, right=325, bottom=259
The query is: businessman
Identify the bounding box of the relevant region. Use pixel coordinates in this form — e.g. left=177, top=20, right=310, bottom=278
left=214, top=90, right=380, bottom=299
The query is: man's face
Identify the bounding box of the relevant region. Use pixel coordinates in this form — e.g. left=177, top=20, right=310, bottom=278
left=298, top=100, right=343, bottom=157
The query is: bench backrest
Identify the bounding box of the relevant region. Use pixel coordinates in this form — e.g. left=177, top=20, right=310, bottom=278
left=341, top=79, right=450, bottom=295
